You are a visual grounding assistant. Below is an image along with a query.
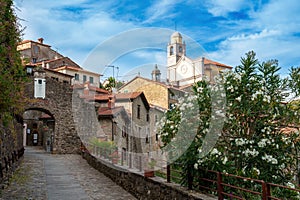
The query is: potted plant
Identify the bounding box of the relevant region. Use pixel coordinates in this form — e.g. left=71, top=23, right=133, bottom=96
left=144, top=158, right=156, bottom=177
left=110, top=150, right=120, bottom=164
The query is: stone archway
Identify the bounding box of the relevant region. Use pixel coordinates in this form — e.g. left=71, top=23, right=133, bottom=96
left=24, top=71, right=81, bottom=154
left=23, top=108, right=55, bottom=152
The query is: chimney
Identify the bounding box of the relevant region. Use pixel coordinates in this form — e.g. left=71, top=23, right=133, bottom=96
left=37, top=38, right=44, bottom=44
left=108, top=95, right=115, bottom=108
left=83, top=82, right=89, bottom=96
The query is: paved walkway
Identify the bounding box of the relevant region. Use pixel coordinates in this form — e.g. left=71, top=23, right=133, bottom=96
left=0, top=146, right=136, bottom=200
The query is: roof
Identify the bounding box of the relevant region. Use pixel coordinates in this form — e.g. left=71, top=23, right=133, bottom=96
left=25, top=64, right=74, bottom=78
left=116, top=92, right=150, bottom=110
left=18, top=40, right=51, bottom=48
left=98, top=106, right=125, bottom=116
left=115, top=92, right=143, bottom=100
left=54, top=65, right=81, bottom=71
left=204, top=58, right=232, bottom=69
left=54, top=65, right=101, bottom=76
left=44, top=68, right=74, bottom=78
left=35, top=57, right=82, bottom=69
left=118, top=76, right=186, bottom=93
left=73, top=84, right=109, bottom=94
left=89, top=86, right=109, bottom=94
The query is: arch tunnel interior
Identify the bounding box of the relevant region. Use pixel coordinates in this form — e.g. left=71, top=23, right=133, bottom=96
left=23, top=107, right=55, bottom=152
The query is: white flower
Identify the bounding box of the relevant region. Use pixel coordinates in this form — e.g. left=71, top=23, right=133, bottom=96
left=243, top=148, right=259, bottom=157
left=236, top=96, right=242, bottom=102
left=222, top=156, right=228, bottom=165
left=211, top=148, right=219, bottom=155
left=262, top=154, right=278, bottom=164
left=286, top=182, right=295, bottom=189
left=235, top=138, right=246, bottom=146
left=253, top=167, right=260, bottom=176
left=194, top=163, right=198, bottom=170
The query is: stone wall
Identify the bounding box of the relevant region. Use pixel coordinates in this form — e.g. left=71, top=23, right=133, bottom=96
left=0, top=118, right=25, bottom=188
left=82, top=152, right=216, bottom=200
left=24, top=72, right=81, bottom=154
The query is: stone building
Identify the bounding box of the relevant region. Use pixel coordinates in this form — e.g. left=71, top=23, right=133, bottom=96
left=118, top=76, right=185, bottom=110
left=18, top=38, right=101, bottom=88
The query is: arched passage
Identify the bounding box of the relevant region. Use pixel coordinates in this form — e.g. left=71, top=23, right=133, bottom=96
left=23, top=107, right=55, bottom=152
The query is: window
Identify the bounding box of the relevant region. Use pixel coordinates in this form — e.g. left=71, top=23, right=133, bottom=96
left=155, top=115, right=158, bottom=123
left=122, top=126, right=127, bottom=137
left=156, top=134, right=159, bottom=141
left=146, top=112, right=149, bottom=122
left=137, top=105, right=141, bottom=119
left=83, top=75, right=87, bottom=83
left=33, top=45, right=39, bottom=55
left=170, top=46, right=174, bottom=55
left=146, top=135, right=149, bottom=143
left=32, top=58, right=37, bottom=63
left=74, top=73, right=79, bottom=80
left=179, top=46, right=182, bottom=53
left=34, top=78, right=46, bottom=99
left=89, top=77, right=94, bottom=84
left=122, top=148, right=126, bottom=161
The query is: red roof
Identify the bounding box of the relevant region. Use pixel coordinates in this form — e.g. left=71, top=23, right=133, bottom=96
left=72, top=84, right=109, bottom=94
left=98, top=106, right=125, bottom=116
left=204, top=58, right=232, bottom=69
left=115, top=92, right=143, bottom=100
left=89, top=86, right=109, bottom=94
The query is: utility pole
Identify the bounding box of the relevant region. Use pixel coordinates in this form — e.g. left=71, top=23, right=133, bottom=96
left=105, top=65, right=119, bottom=88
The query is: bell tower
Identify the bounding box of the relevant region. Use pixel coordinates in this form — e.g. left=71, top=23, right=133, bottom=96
left=167, top=31, right=186, bottom=67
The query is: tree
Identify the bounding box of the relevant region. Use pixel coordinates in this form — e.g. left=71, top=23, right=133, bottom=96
left=103, top=77, right=124, bottom=92
left=0, top=0, right=27, bottom=120
left=159, top=51, right=300, bottom=198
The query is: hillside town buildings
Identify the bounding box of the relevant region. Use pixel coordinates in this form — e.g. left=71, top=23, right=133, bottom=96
left=19, top=32, right=231, bottom=169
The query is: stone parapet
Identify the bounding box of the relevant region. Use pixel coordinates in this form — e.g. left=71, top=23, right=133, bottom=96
left=82, top=151, right=216, bottom=200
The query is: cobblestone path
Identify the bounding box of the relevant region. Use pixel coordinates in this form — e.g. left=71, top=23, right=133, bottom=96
left=0, top=146, right=136, bottom=200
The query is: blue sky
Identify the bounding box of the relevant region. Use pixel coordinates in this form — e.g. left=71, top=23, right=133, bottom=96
left=14, top=0, right=300, bottom=81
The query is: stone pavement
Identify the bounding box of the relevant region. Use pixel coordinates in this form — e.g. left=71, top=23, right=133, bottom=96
left=0, top=146, right=136, bottom=200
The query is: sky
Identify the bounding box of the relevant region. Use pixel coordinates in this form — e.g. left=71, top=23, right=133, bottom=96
left=14, top=0, right=300, bottom=81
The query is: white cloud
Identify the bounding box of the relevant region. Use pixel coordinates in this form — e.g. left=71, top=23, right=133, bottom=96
left=228, top=29, right=280, bottom=41
left=208, top=29, right=300, bottom=72
left=205, top=0, right=250, bottom=17
left=15, top=0, right=136, bottom=65
left=144, top=0, right=183, bottom=24
left=207, top=0, right=300, bottom=74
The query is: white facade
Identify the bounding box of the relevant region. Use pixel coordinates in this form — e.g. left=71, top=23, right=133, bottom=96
left=167, top=32, right=204, bottom=87
left=167, top=32, right=231, bottom=88
left=54, top=66, right=100, bottom=87
left=34, top=78, right=46, bottom=99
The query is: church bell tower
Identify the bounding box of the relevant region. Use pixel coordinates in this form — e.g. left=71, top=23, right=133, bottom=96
left=167, top=31, right=186, bottom=67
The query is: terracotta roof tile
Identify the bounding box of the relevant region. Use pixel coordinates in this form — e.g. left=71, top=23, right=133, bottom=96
left=88, top=86, right=109, bottom=94
left=204, top=58, right=232, bottom=69
left=115, top=92, right=143, bottom=100
left=98, top=106, right=124, bottom=116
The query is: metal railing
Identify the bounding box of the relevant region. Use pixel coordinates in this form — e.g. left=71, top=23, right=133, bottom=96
left=81, top=143, right=147, bottom=172
left=154, top=160, right=300, bottom=200
left=81, top=144, right=300, bottom=200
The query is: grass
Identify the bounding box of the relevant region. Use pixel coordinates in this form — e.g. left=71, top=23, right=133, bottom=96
left=8, top=165, right=30, bottom=186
